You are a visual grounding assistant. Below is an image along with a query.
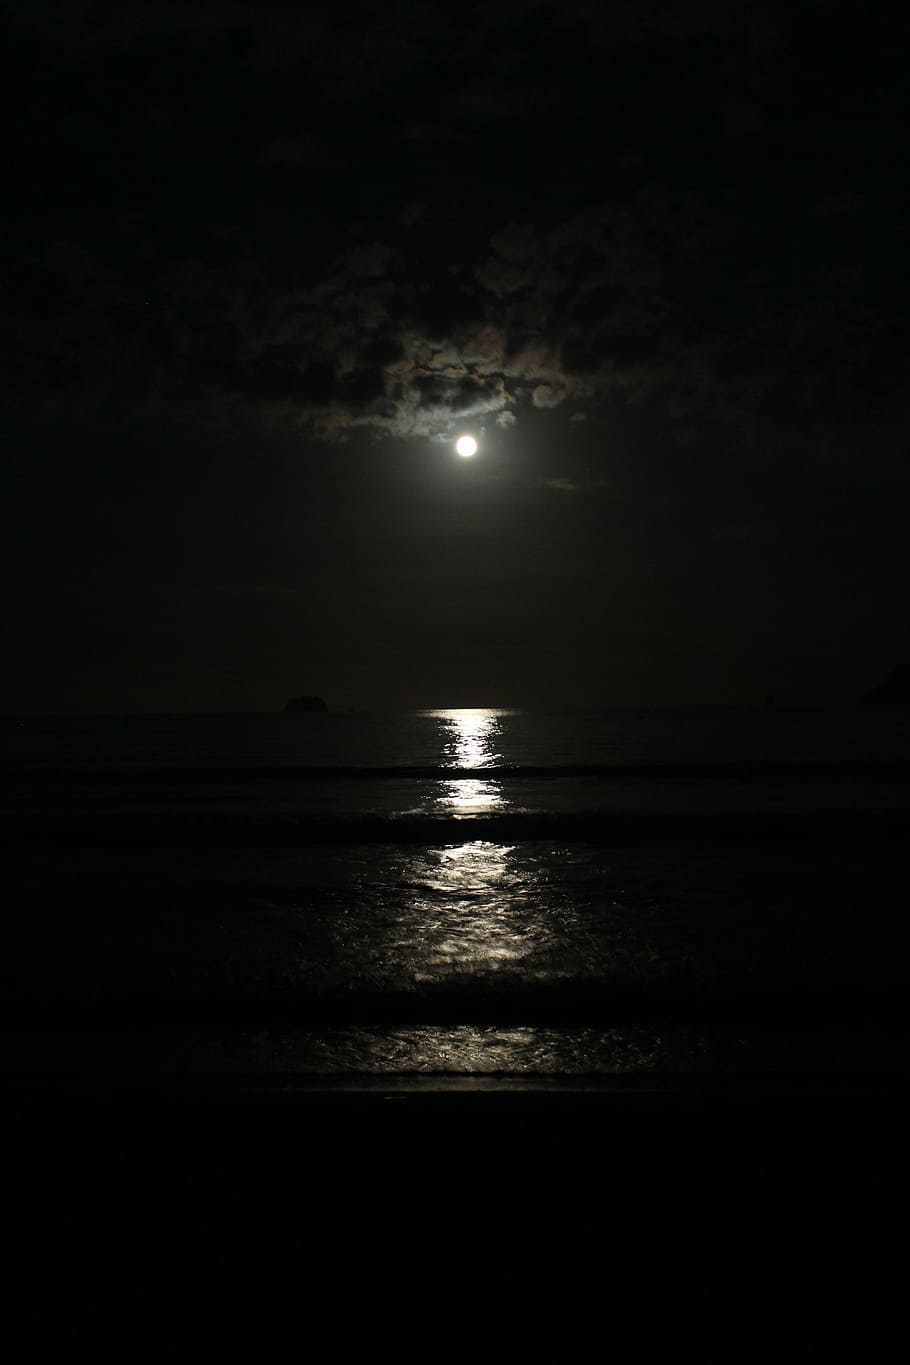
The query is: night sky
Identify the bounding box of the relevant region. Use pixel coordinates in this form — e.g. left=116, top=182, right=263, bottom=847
left=5, top=1, right=909, bottom=713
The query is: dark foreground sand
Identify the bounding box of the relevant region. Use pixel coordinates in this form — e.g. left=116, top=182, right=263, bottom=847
left=5, top=1074, right=908, bottom=1356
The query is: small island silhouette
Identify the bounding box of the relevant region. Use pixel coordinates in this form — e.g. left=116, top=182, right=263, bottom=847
left=283, top=694, right=328, bottom=713
left=862, top=665, right=910, bottom=704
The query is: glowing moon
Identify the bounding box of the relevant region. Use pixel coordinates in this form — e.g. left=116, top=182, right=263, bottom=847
left=456, top=435, right=477, bottom=457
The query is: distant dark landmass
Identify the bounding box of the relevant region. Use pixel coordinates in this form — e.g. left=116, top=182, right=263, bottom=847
left=283, top=695, right=328, bottom=713
left=862, top=666, right=910, bottom=704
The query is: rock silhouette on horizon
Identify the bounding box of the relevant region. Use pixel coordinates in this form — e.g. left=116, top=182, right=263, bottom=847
left=283, top=694, right=328, bottom=713
left=862, top=665, right=910, bottom=704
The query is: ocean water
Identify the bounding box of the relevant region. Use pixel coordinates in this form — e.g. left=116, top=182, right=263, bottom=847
left=4, top=706, right=910, bottom=1078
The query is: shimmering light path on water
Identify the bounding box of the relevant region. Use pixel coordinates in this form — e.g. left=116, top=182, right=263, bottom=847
left=430, top=707, right=508, bottom=814
left=4, top=707, right=910, bottom=1075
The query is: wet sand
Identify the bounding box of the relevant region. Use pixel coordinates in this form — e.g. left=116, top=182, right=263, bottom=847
left=7, top=1074, right=907, bottom=1355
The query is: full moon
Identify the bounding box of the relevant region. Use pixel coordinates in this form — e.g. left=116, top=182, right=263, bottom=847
left=456, top=435, right=478, bottom=457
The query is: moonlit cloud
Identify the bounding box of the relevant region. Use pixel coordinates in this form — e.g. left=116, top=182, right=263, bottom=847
left=544, top=474, right=611, bottom=495
left=6, top=0, right=907, bottom=452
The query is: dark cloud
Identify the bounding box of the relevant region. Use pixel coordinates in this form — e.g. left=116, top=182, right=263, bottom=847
left=6, top=1, right=909, bottom=449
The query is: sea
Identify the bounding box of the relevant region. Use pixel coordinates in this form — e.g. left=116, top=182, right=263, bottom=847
left=4, top=705, right=910, bottom=1080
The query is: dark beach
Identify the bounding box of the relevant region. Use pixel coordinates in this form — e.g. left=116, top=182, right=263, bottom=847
left=4, top=709, right=910, bottom=1350
left=6, top=714, right=910, bottom=1354
left=9, top=1071, right=908, bottom=1354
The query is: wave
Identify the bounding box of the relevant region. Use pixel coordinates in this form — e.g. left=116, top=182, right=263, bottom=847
left=3, top=808, right=909, bottom=847
left=5, top=977, right=909, bottom=1029
left=5, top=760, right=910, bottom=784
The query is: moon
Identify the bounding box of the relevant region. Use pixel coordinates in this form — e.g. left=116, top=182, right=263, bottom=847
left=456, top=434, right=478, bottom=457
